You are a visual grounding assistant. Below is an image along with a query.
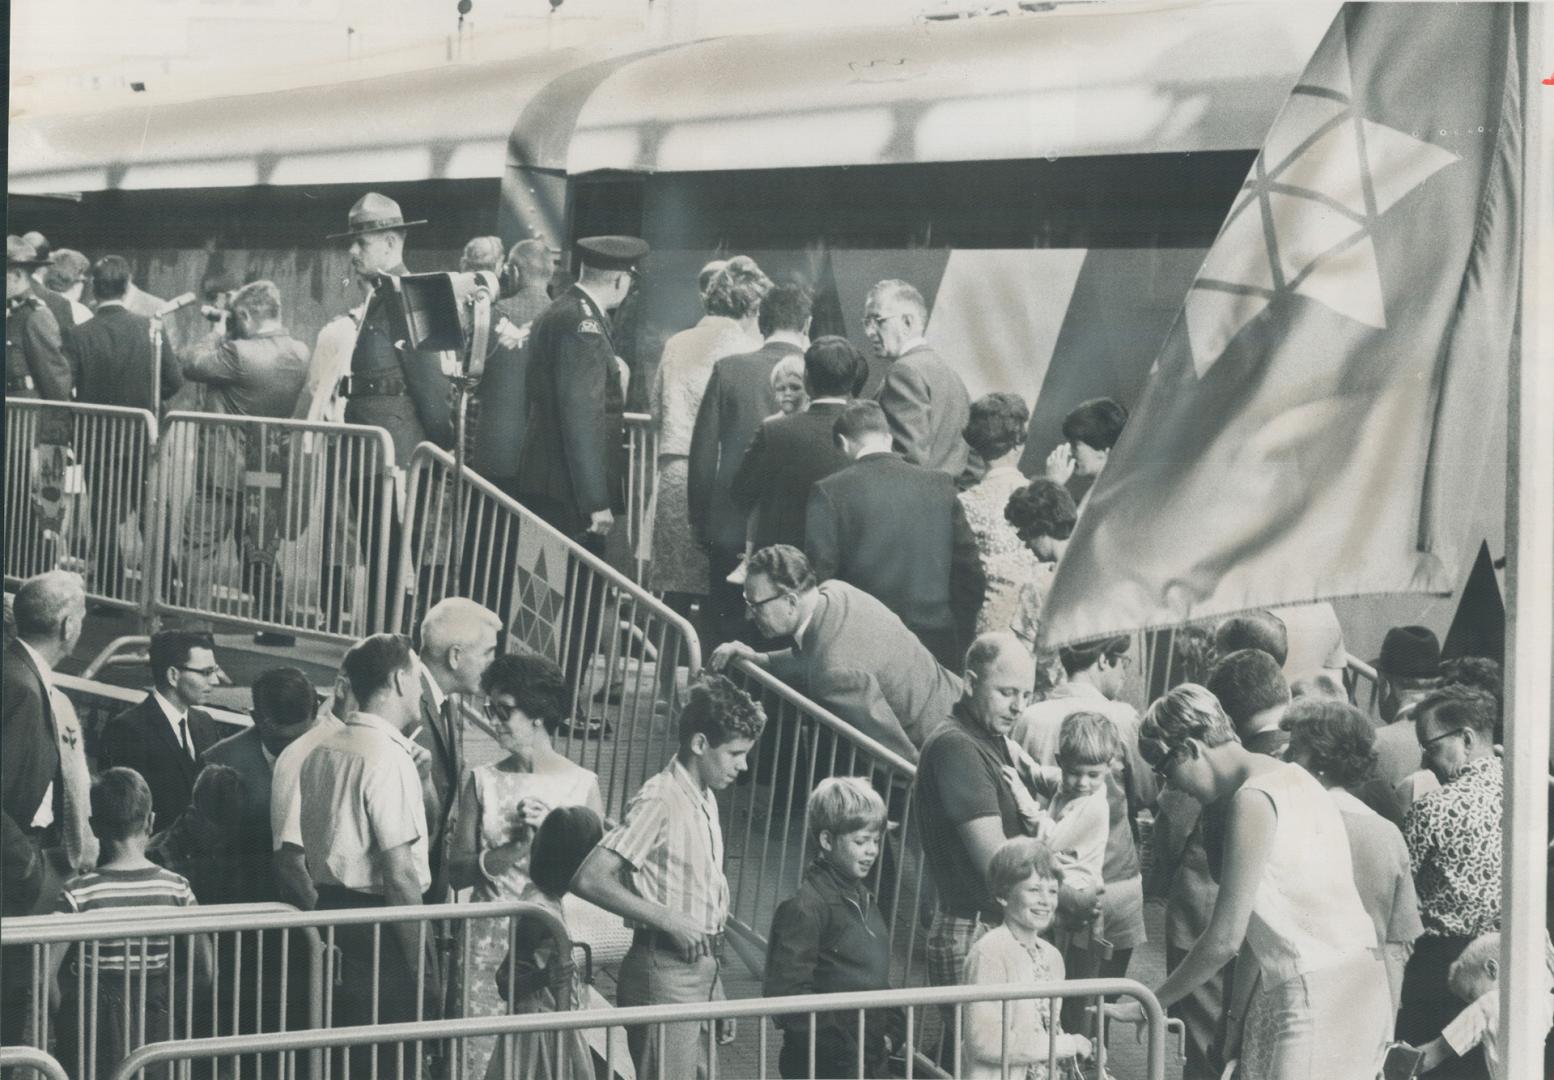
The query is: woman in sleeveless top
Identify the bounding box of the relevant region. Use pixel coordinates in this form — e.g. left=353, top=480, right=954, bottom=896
left=1108, top=684, right=1392, bottom=1080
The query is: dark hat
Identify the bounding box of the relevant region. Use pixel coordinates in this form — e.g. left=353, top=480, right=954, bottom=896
left=576, top=235, right=649, bottom=272
left=327, top=193, right=427, bottom=240
left=7, top=235, right=53, bottom=269
left=1372, top=625, right=1440, bottom=679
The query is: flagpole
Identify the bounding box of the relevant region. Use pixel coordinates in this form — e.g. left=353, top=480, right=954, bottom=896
left=1500, top=2, right=1552, bottom=1075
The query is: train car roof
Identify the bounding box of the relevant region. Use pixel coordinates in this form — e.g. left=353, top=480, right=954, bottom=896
left=9, top=0, right=1339, bottom=195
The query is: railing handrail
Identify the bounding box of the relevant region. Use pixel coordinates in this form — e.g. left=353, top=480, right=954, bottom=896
left=160, top=411, right=396, bottom=457
left=110, top=978, right=1168, bottom=1080
left=1, top=899, right=562, bottom=946
left=622, top=411, right=652, bottom=425
left=0, top=1045, right=71, bottom=1080
left=1345, top=652, right=1378, bottom=684
left=729, top=657, right=917, bottom=775
left=4, top=398, right=159, bottom=440
left=397, top=441, right=702, bottom=674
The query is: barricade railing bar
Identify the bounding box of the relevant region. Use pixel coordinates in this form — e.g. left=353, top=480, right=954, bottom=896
left=621, top=412, right=657, bottom=583
left=4, top=400, right=158, bottom=613
left=109, top=978, right=1171, bottom=1080
left=0, top=1045, right=70, bottom=1080
left=2, top=900, right=570, bottom=1080
left=149, top=412, right=397, bottom=644
left=721, top=659, right=931, bottom=989
left=394, top=443, right=702, bottom=822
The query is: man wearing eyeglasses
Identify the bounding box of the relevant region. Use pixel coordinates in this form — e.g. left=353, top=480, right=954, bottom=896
left=862, top=279, right=971, bottom=478
left=1397, top=684, right=1503, bottom=1073
left=97, top=630, right=226, bottom=831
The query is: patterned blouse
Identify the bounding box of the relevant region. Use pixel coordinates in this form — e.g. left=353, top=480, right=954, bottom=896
left=1403, top=755, right=1503, bottom=938
left=651, top=316, right=760, bottom=457
left=958, top=466, right=1048, bottom=636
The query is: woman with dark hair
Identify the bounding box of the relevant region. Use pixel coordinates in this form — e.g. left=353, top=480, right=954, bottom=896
left=1001, top=478, right=1077, bottom=653
left=489, top=805, right=633, bottom=1080
left=1282, top=698, right=1423, bottom=1019
left=647, top=256, right=770, bottom=602
left=448, top=653, right=614, bottom=1076
left=1109, top=685, right=1392, bottom=1079
left=959, top=393, right=1045, bottom=636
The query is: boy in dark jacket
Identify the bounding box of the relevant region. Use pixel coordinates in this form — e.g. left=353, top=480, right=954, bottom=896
left=765, top=777, right=906, bottom=1078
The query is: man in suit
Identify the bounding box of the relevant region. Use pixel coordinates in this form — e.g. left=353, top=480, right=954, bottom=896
left=416, top=598, right=501, bottom=902
left=710, top=545, right=961, bottom=765
left=515, top=235, right=647, bottom=542
left=97, top=630, right=226, bottom=832
left=805, top=401, right=985, bottom=671
left=863, top=279, right=972, bottom=478
left=204, top=665, right=320, bottom=889
left=729, top=335, right=856, bottom=553
left=687, top=282, right=813, bottom=649
left=335, top=192, right=454, bottom=461
left=69, top=254, right=183, bottom=411
left=2, top=571, right=95, bottom=1043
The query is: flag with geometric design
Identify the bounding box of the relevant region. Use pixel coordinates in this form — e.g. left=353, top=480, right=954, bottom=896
left=509, top=520, right=571, bottom=659
left=1041, top=2, right=1523, bottom=646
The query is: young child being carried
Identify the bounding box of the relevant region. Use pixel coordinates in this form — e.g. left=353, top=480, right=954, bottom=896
left=764, top=777, right=905, bottom=1079
left=962, top=837, right=1092, bottom=1079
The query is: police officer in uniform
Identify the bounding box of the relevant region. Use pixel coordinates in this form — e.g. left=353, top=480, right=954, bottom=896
left=516, top=235, right=647, bottom=546
left=516, top=236, right=647, bottom=728
left=332, top=193, right=455, bottom=461
left=6, top=236, right=72, bottom=402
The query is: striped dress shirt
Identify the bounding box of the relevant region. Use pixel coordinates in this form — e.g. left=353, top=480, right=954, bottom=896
left=53, top=866, right=197, bottom=970
left=599, top=759, right=728, bottom=935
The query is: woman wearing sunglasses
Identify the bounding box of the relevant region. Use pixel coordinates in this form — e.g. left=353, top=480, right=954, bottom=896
left=1107, top=683, right=1391, bottom=1079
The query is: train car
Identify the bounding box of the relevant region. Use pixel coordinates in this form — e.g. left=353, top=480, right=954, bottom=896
left=8, top=0, right=1497, bottom=646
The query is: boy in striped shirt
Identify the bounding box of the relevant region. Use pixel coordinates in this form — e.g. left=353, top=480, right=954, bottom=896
left=574, top=674, right=766, bottom=1080
left=51, top=768, right=212, bottom=1080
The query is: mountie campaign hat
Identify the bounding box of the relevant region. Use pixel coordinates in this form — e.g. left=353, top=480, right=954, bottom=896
left=328, top=193, right=428, bottom=239
left=576, top=235, right=649, bottom=271
left=1372, top=625, right=1441, bottom=680
left=7, top=235, right=52, bottom=269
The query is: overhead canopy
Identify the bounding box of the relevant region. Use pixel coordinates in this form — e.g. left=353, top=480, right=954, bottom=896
left=7, top=48, right=593, bottom=195
left=535, top=1, right=1340, bottom=175
left=9, top=1, right=1340, bottom=195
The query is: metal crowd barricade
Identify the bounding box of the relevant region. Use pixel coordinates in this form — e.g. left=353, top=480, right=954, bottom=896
left=1346, top=652, right=1382, bottom=716
left=111, top=979, right=1172, bottom=1080
left=393, top=443, right=702, bottom=821
left=3, top=399, right=158, bottom=613
left=721, top=660, right=931, bottom=989
left=621, top=412, right=658, bottom=583
left=149, top=412, right=397, bottom=642
left=2, top=900, right=569, bottom=1080
left=0, top=1046, right=70, bottom=1080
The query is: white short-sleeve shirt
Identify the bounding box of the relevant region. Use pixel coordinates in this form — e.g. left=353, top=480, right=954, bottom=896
left=271, top=713, right=346, bottom=850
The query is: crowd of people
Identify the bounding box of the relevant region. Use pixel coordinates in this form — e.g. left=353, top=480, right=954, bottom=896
left=5, top=201, right=1551, bottom=1080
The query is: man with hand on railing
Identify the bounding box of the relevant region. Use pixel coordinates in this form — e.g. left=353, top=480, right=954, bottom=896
left=297, top=634, right=443, bottom=1031
left=572, top=674, right=766, bottom=1080
left=709, top=544, right=961, bottom=765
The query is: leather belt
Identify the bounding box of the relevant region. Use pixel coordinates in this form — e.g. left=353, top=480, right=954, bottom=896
left=633, top=928, right=725, bottom=955
left=340, top=370, right=407, bottom=398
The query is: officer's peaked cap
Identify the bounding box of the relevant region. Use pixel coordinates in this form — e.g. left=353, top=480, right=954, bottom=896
left=577, top=236, right=649, bottom=271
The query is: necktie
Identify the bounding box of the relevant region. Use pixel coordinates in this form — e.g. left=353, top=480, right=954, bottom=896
left=180, top=715, right=193, bottom=759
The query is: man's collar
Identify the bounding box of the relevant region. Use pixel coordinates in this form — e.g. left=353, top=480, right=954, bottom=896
left=854, top=448, right=896, bottom=462
left=765, top=332, right=806, bottom=350
left=809, top=396, right=848, bottom=407
left=669, top=757, right=711, bottom=801
left=95, top=300, right=127, bottom=311
left=792, top=589, right=828, bottom=652
left=17, top=639, right=54, bottom=682
left=153, top=689, right=188, bottom=723
left=347, top=710, right=415, bottom=749
left=1449, top=755, right=1501, bottom=784
left=896, top=336, right=929, bottom=356
left=418, top=660, right=446, bottom=709
left=574, top=280, right=613, bottom=317
left=1050, top=680, right=1104, bottom=703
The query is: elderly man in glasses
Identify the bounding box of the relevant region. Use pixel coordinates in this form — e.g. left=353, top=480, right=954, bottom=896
left=98, top=630, right=227, bottom=831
